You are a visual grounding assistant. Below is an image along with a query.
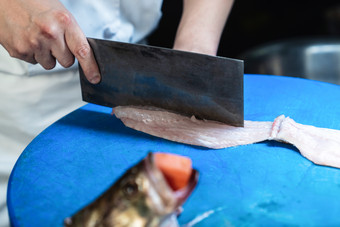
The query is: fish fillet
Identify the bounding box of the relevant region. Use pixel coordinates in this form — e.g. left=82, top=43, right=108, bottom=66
left=270, top=115, right=340, bottom=168
left=113, top=106, right=273, bottom=149
left=113, top=106, right=340, bottom=168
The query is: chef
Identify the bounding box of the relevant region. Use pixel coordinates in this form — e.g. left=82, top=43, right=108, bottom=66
left=0, top=0, right=233, bottom=225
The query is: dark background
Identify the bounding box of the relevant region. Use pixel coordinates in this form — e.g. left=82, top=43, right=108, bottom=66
left=148, top=0, right=340, bottom=59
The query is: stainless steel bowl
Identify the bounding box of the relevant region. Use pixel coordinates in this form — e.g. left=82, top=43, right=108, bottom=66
left=241, top=38, right=340, bottom=85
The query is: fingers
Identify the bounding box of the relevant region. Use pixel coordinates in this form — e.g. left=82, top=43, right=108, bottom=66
left=65, top=21, right=101, bottom=84
left=33, top=41, right=57, bottom=70
left=1, top=5, right=100, bottom=84
left=48, top=11, right=75, bottom=69
left=50, top=35, right=75, bottom=69
left=30, top=30, right=70, bottom=70
left=34, top=51, right=56, bottom=70
left=32, top=11, right=74, bottom=71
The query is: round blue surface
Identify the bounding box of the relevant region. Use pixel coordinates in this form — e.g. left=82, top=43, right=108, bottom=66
left=7, top=75, right=340, bottom=226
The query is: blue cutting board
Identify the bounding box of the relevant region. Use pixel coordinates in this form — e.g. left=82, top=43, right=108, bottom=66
left=7, top=75, right=340, bottom=226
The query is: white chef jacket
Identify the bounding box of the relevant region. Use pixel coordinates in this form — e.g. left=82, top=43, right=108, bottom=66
left=0, top=1, right=163, bottom=226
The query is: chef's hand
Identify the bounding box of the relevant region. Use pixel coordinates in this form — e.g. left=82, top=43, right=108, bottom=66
left=0, top=0, right=100, bottom=84
left=173, top=0, right=234, bottom=56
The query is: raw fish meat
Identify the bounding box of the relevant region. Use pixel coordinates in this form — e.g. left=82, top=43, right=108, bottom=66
left=113, top=106, right=340, bottom=169
left=270, top=115, right=340, bottom=168
left=113, top=106, right=273, bottom=149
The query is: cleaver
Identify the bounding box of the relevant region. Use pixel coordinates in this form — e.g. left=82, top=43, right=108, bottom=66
left=79, top=38, right=244, bottom=126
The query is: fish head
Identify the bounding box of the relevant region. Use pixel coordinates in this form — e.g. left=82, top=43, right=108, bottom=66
left=65, top=152, right=198, bottom=227
left=104, top=152, right=199, bottom=226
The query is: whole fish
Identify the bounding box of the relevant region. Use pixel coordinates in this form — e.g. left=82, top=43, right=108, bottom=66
left=64, top=152, right=198, bottom=227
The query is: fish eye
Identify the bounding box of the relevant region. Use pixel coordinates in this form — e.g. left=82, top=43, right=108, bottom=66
left=123, top=182, right=138, bottom=197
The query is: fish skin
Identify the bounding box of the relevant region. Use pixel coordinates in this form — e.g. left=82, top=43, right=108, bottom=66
left=64, top=153, right=198, bottom=227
